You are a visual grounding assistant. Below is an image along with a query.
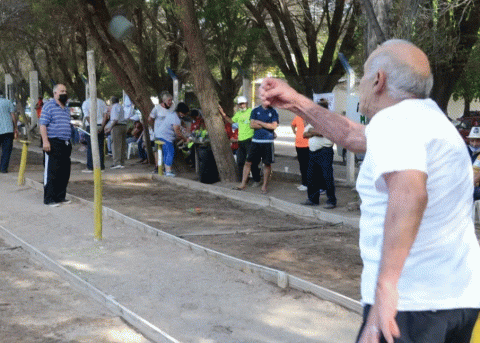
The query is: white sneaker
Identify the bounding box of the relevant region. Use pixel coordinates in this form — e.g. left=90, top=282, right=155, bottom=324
left=82, top=169, right=93, bottom=173
left=45, top=202, right=60, bottom=207
left=297, top=185, right=308, bottom=191
left=111, top=165, right=125, bottom=169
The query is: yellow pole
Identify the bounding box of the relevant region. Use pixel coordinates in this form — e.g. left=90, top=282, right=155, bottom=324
left=471, top=315, right=480, bottom=343
left=87, top=50, right=103, bottom=240
left=155, top=140, right=164, bottom=176
left=93, top=168, right=103, bottom=240
left=17, top=140, right=30, bottom=186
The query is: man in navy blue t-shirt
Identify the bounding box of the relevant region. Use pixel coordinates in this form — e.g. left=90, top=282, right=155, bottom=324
left=234, top=100, right=279, bottom=193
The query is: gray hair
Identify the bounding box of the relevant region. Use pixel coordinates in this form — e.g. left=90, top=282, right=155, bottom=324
left=53, top=84, right=63, bottom=94
left=160, top=91, right=172, bottom=103
left=364, top=39, right=434, bottom=100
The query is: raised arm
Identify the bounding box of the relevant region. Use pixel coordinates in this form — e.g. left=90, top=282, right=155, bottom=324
left=260, top=78, right=366, bottom=153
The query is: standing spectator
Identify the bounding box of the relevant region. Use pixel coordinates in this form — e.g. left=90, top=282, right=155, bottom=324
left=219, top=97, right=261, bottom=184
left=105, top=96, right=126, bottom=169
left=302, top=122, right=336, bottom=208
left=291, top=115, right=309, bottom=191
left=260, top=39, right=480, bottom=343
left=149, top=92, right=174, bottom=172
left=82, top=97, right=108, bottom=172
left=156, top=102, right=190, bottom=177
left=39, top=84, right=72, bottom=207
left=302, top=99, right=336, bottom=209
left=234, top=99, right=279, bottom=194
left=0, top=90, right=18, bottom=173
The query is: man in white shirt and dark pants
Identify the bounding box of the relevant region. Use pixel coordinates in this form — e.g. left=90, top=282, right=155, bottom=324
left=260, top=39, right=480, bottom=343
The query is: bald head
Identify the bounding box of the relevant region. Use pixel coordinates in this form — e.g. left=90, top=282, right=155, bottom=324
left=364, top=39, right=433, bottom=100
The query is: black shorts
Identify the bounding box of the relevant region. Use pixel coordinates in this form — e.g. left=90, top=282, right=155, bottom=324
left=356, top=305, right=480, bottom=343
left=246, top=142, right=274, bottom=165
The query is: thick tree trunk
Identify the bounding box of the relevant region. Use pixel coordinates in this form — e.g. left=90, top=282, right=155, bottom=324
left=79, top=0, right=155, bottom=163
left=173, top=0, right=237, bottom=182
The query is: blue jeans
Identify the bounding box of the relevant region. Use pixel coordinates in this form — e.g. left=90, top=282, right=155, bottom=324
left=307, top=147, right=336, bottom=205
left=0, top=132, right=14, bottom=173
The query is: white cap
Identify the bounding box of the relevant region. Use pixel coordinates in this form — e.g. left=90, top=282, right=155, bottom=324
left=468, top=127, right=480, bottom=139
left=237, top=96, right=247, bottom=104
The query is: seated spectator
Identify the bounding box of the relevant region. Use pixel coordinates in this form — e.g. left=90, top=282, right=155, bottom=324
left=189, top=109, right=205, bottom=132
left=468, top=127, right=480, bottom=200
left=225, top=122, right=239, bottom=156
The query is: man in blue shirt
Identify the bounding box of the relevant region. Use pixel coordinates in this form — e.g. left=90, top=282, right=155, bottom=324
left=0, top=90, right=18, bottom=173
left=39, top=84, right=72, bottom=207
left=235, top=100, right=279, bottom=193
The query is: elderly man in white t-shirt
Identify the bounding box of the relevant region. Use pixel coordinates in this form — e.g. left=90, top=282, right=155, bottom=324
left=260, top=39, right=480, bottom=343
left=148, top=92, right=173, bottom=172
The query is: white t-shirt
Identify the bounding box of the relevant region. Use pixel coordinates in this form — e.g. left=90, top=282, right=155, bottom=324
left=110, top=103, right=125, bottom=124
left=157, top=111, right=181, bottom=142
left=150, top=104, right=173, bottom=138
left=304, top=124, right=333, bottom=151
left=82, top=98, right=107, bottom=125
left=357, top=98, right=480, bottom=311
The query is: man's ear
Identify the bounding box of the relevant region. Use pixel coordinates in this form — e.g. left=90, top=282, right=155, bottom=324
left=373, top=70, right=388, bottom=94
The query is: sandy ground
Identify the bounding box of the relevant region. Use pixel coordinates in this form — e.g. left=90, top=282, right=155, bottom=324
left=0, top=238, right=149, bottom=343
left=1, top=148, right=362, bottom=342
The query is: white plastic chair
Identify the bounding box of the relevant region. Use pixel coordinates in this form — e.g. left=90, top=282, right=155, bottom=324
left=127, top=141, right=138, bottom=159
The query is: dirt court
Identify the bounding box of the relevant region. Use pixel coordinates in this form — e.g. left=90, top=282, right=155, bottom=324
left=66, top=177, right=363, bottom=300
left=0, top=238, right=150, bottom=343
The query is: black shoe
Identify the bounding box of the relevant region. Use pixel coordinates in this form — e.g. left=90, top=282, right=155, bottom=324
left=301, top=200, right=318, bottom=206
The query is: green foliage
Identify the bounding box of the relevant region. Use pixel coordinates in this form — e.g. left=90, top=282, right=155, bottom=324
left=452, top=43, right=480, bottom=104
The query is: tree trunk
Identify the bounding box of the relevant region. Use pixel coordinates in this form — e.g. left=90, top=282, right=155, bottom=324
left=173, top=0, right=237, bottom=182
left=79, top=0, right=155, bottom=163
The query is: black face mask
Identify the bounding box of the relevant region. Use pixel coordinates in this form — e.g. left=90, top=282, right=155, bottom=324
left=58, top=94, right=68, bottom=105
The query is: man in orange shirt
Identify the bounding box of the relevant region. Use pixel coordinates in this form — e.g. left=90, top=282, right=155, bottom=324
left=291, top=115, right=309, bottom=190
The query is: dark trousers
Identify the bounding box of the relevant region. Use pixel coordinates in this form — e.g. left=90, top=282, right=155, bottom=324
left=237, top=138, right=260, bottom=182
left=86, top=125, right=105, bottom=170
left=44, top=138, right=72, bottom=204
left=357, top=305, right=479, bottom=343
left=0, top=132, right=14, bottom=173
left=296, top=146, right=310, bottom=186
left=138, top=136, right=147, bottom=161
left=307, top=147, right=336, bottom=205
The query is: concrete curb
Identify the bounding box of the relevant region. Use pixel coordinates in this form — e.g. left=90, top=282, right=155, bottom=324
left=0, top=224, right=180, bottom=343
left=25, top=176, right=362, bottom=315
